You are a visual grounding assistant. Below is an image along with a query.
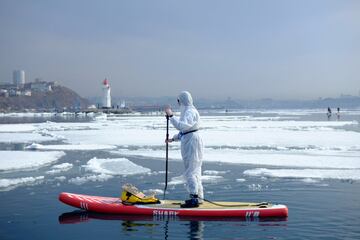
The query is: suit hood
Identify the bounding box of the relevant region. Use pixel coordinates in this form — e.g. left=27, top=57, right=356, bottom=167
left=178, top=91, right=193, bottom=106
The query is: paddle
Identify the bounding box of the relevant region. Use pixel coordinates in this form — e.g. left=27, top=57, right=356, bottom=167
left=163, top=115, right=170, bottom=200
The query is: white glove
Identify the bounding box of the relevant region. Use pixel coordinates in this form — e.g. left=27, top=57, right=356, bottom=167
left=165, top=107, right=173, bottom=117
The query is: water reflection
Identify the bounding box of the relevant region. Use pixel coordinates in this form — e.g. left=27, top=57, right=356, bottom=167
left=59, top=211, right=287, bottom=239
left=187, top=221, right=204, bottom=240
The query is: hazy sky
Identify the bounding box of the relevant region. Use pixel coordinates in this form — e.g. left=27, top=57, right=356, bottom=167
left=0, top=0, right=359, bottom=100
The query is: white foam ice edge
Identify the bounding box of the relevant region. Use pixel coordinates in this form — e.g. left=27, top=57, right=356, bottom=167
left=26, top=143, right=117, bottom=151
left=113, top=147, right=360, bottom=180
left=83, top=157, right=151, bottom=175
left=44, top=117, right=359, bottom=148
left=0, top=151, right=66, bottom=171
left=112, top=148, right=360, bottom=169
left=144, top=189, right=164, bottom=195
left=68, top=174, right=114, bottom=185
left=203, top=170, right=228, bottom=175
left=244, top=168, right=360, bottom=180
left=68, top=157, right=151, bottom=185
left=236, top=178, right=246, bottom=182
left=46, top=163, right=73, bottom=174
left=0, top=176, right=45, bottom=191
left=0, top=112, right=56, bottom=118
left=0, top=132, right=55, bottom=143
left=0, top=124, right=36, bottom=132
left=4, top=116, right=357, bottom=151
left=167, top=175, right=224, bottom=186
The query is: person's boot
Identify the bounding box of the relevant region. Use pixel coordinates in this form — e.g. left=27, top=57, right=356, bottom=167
left=181, top=194, right=199, bottom=208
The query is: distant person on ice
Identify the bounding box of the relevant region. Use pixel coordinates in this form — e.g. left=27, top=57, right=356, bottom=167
left=327, top=107, right=332, bottom=120
left=165, top=91, right=204, bottom=208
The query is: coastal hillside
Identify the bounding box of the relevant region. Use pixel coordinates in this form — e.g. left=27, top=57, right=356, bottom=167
left=0, top=86, right=89, bottom=111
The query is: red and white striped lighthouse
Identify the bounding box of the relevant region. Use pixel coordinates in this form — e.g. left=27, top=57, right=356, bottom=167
left=102, top=78, right=111, bottom=108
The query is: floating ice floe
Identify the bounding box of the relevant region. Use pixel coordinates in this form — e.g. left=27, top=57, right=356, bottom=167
left=54, top=176, right=67, bottom=182
left=144, top=189, right=164, bottom=195
left=248, top=183, right=267, bottom=191
left=0, top=124, right=36, bottom=132
left=167, top=175, right=224, bottom=186
left=168, top=175, right=186, bottom=185
left=2, top=113, right=360, bottom=189
left=112, top=148, right=181, bottom=160
left=26, top=143, right=116, bottom=151
left=202, top=175, right=224, bottom=183
left=0, top=176, right=44, bottom=191
left=46, top=163, right=73, bottom=174
left=205, top=150, right=360, bottom=169
left=114, top=148, right=360, bottom=169
left=0, top=151, right=65, bottom=171
left=301, top=178, right=319, bottom=183
left=243, top=168, right=360, bottom=180
left=83, top=157, right=151, bottom=176
left=203, top=124, right=360, bottom=148
left=35, top=121, right=99, bottom=132
left=59, top=128, right=165, bottom=147
left=68, top=174, right=113, bottom=185
left=203, top=170, right=228, bottom=175
left=236, top=178, right=246, bottom=182
left=0, top=132, right=55, bottom=143
left=0, top=112, right=55, bottom=118
left=38, top=115, right=359, bottom=150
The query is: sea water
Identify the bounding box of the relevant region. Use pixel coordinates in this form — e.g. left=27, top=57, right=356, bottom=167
left=0, top=109, right=359, bottom=239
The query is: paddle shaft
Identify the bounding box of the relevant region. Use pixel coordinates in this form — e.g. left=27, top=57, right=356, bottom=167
left=163, top=116, right=169, bottom=199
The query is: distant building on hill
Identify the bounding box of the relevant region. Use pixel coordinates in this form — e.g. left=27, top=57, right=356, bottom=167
left=0, top=71, right=57, bottom=98
left=13, top=70, right=25, bottom=87
left=28, top=79, right=55, bottom=92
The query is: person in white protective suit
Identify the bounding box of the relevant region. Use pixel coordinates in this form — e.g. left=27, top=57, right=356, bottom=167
left=165, top=91, right=204, bottom=208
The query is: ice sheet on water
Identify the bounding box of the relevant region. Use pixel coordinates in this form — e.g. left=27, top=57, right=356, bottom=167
left=248, top=183, right=267, bottom=191
left=0, top=112, right=55, bottom=118
left=68, top=174, right=113, bottom=185
left=168, top=175, right=224, bottom=186
left=36, top=121, right=99, bottom=131
left=39, top=114, right=358, bottom=150
left=143, top=189, right=164, bottom=195
left=301, top=178, right=319, bottom=183
left=203, top=170, right=228, bottom=175
left=203, top=124, right=359, bottom=148
left=112, top=148, right=182, bottom=160
left=244, top=168, right=360, bottom=180
left=168, top=175, right=185, bottom=185
left=72, top=129, right=163, bottom=146
left=0, top=132, right=55, bottom=143
left=83, top=157, right=151, bottom=176
left=114, top=148, right=360, bottom=169
left=55, top=176, right=67, bottom=182
left=26, top=143, right=116, bottom=151
left=0, top=176, right=44, bottom=191
left=0, top=151, right=65, bottom=171
left=46, top=163, right=73, bottom=174
left=204, top=150, right=360, bottom=169
left=202, top=175, right=224, bottom=183
left=236, top=178, right=246, bottom=182
left=2, top=114, right=359, bottom=187
left=0, top=124, right=36, bottom=132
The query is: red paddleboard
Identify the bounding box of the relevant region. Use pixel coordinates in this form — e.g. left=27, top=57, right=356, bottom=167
left=59, top=192, right=288, bottom=218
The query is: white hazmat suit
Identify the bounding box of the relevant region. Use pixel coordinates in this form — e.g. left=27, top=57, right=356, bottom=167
left=169, top=91, right=204, bottom=200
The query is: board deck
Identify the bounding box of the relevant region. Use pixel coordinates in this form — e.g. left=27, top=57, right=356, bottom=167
left=59, top=192, right=288, bottom=218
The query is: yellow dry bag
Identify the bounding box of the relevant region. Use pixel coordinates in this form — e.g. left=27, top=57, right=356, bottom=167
left=121, top=183, right=160, bottom=205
